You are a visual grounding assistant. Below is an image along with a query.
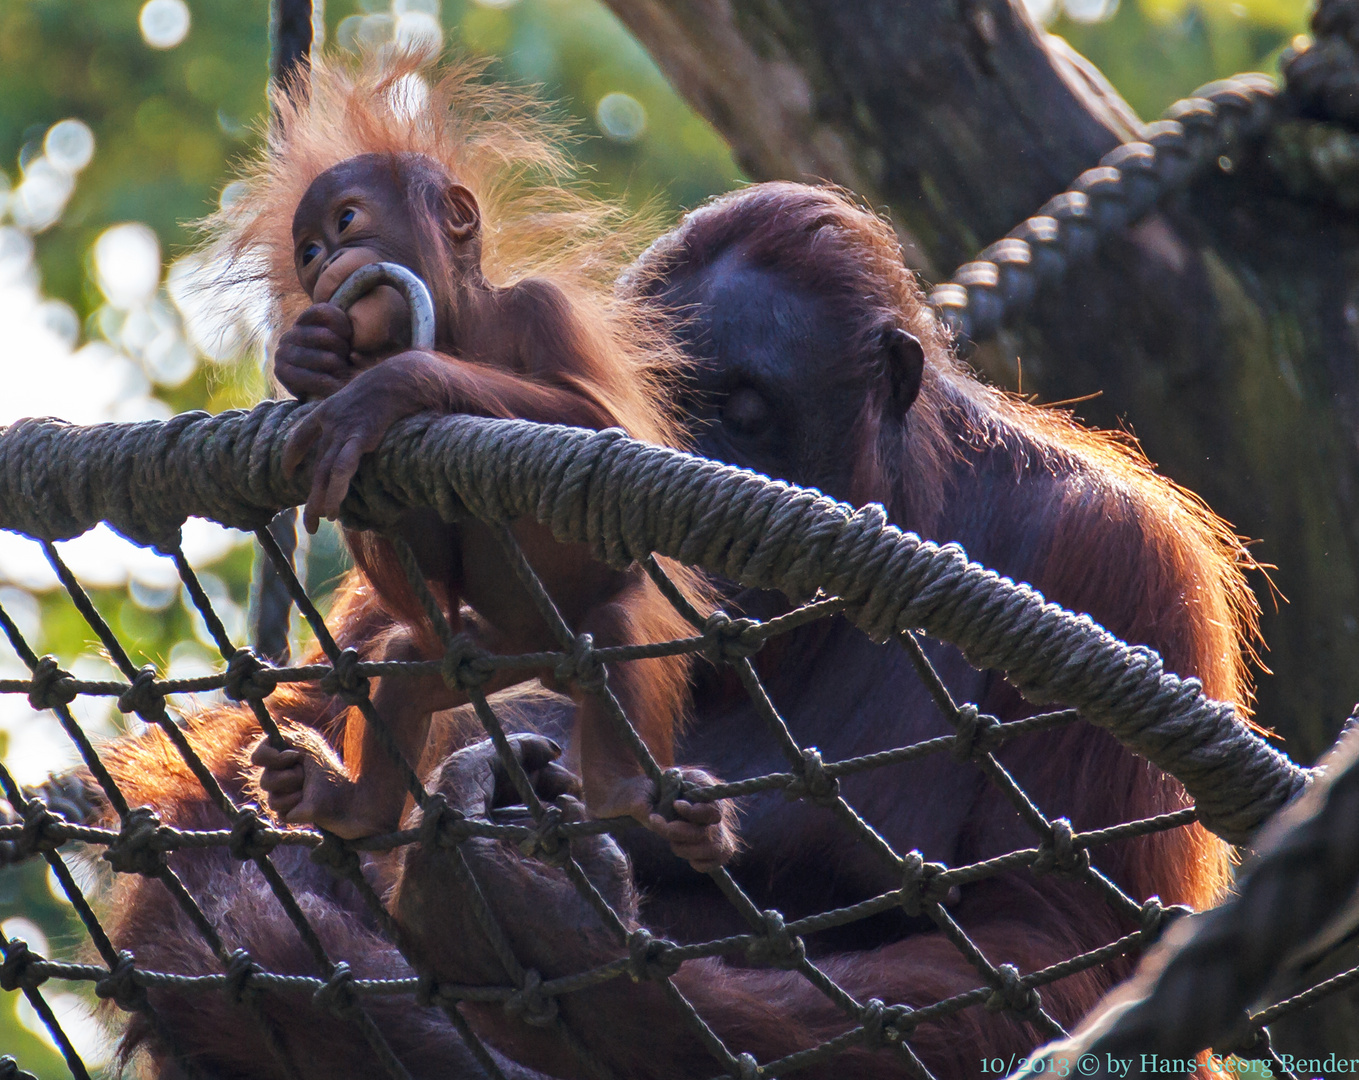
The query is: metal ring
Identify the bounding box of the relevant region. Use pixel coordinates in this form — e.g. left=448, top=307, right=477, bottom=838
left=328, top=261, right=437, bottom=351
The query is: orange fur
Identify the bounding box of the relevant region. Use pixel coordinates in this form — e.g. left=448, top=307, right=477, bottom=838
left=626, top=181, right=1255, bottom=908
left=203, top=49, right=685, bottom=450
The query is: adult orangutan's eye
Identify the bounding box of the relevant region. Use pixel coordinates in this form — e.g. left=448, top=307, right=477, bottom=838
left=337, top=207, right=356, bottom=231
left=299, top=241, right=324, bottom=267
left=722, top=386, right=772, bottom=437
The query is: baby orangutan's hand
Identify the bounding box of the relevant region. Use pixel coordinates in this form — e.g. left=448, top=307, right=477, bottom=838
left=646, top=767, right=740, bottom=874
left=282, top=350, right=447, bottom=533
left=250, top=731, right=378, bottom=839
left=275, top=304, right=357, bottom=402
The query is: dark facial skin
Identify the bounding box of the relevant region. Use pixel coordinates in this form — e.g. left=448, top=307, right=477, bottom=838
left=283, top=158, right=421, bottom=386
left=276, top=156, right=484, bottom=529
left=659, top=249, right=875, bottom=501
left=277, top=155, right=483, bottom=400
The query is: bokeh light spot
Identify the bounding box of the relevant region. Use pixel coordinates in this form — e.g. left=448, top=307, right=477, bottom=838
left=596, top=92, right=647, bottom=144
left=338, top=13, right=396, bottom=52
left=0, top=227, right=36, bottom=286
left=93, top=223, right=162, bottom=310
left=43, top=119, right=95, bottom=173
left=1022, top=0, right=1059, bottom=24
left=140, top=0, right=192, bottom=49
left=1063, top=0, right=1120, bottom=23
left=219, top=180, right=248, bottom=211
left=396, top=11, right=444, bottom=51
left=12, top=159, right=75, bottom=232
left=395, top=0, right=441, bottom=12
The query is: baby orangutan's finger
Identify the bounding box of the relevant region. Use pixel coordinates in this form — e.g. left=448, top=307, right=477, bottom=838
left=646, top=814, right=714, bottom=846
left=258, top=766, right=304, bottom=799
left=300, top=432, right=354, bottom=533
left=282, top=412, right=322, bottom=478
left=293, top=302, right=353, bottom=337
left=321, top=437, right=368, bottom=521
left=279, top=325, right=352, bottom=366
left=672, top=799, right=722, bottom=825
left=250, top=742, right=301, bottom=770
left=277, top=367, right=347, bottom=403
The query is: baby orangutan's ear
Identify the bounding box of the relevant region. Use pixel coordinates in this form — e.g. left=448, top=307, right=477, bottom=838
left=442, top=183, right=481, bottom=244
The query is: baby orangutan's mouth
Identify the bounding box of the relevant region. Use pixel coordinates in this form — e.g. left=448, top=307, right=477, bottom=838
left=313, top=245, right=387, bottom=303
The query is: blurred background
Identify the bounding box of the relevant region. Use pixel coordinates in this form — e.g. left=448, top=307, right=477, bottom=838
left=0, top=0, right=1309, bottom=1071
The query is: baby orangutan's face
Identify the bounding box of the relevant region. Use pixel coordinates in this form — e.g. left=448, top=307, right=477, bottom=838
left=291, top=155, right=428, bottom=356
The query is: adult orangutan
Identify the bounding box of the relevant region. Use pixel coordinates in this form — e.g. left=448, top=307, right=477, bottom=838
left=30, top=64, right=1252, bottom=1080
left=387, top=182, right=1256, bottom=1078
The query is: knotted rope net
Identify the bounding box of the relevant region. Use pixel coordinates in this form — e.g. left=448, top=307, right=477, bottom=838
left=0, top=401, right=1337, bottom=1080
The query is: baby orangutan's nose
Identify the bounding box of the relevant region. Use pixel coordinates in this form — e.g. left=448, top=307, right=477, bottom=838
left=314, top=246, right=383, bottom=304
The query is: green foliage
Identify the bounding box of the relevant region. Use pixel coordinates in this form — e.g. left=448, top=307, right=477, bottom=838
left=1053, top=0, right=1308, bottom=120
left=0, top=0, right=271, bottom=316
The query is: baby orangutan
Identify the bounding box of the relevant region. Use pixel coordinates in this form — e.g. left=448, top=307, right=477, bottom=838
left=249, top=151, right=736, bottom=871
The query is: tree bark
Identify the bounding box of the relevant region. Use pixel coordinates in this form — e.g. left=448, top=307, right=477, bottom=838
left=606, top=0, right=1359, bottom=762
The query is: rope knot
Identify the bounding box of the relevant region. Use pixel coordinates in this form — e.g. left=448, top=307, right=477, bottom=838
left=104, top=806, right=169, bottom=877
left=0, top=939, right=46, bottom=993
left=785, top=747, right=839, bottom=806
left=504, top=968, right=558, bottom=1027
left=419, top=793, right=467, bottom=850
left=1032, top=818, right=1090, bottom=877
left=745, top=909, right=806, bottom=969
left=1215, top=1021, right=1273, bottom=1061
left=229, top=805, right=280, bottom=861
left=1138, top=896, right=1191, bottom=946
left=735, top=1053, right=761, bottom=1080
left=309, top=831, right=362, bottom=878
left=440, top=634, right=493, bottom=690
left=627, top=928, right=681, bottom=981
left=860, top=998, right=885, bottom=1046
left=95, top=951, right=147, bottom=1013
left=416, top=974, right=458, bottom=1009
left=985, top=963, right=1040, bottom=1018
left=27, top=656, right=77, bottom=711
left=416, top=973, right=440, bottom=1008
left=312, top=962, right=357, bottom=1018
left=653, top=768, right=686, bottom=819
left=950, top=704, right=999, bottom=761
left=224, top=648, right=277, bottom=702
left=117, top=666, right=167, bottom=723
left=554, top=634, right=605, bottom=690
left=858, top=998, right=914, bottom=1049
left=10, top=800, right=65, bottom=863
left=320, top=648, right=370, bottom=705
left=702, top=612, right=763, bottom=663
left=518, top=804, right=569, bottom=867
left=899, top=850, right=952, bottom=917
left=224, top=949, right=260, bottom=1004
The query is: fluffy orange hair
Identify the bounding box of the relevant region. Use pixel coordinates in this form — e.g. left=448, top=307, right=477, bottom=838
left=198, top=47, right=686, bottom=448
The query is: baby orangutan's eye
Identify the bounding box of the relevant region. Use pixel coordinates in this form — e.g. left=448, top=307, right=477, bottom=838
left=299, top=241, right=324, bottom=267
left=337, top=207, right=356, bottom=231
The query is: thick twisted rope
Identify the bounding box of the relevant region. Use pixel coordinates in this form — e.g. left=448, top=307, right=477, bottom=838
left=1284, top=0, right=1359, bottom=127
left=928, top=74, right=1278, bottom=345
left=1014, top=710, right=1359, bottom=1077
left=0, top=403, right=1307, bottom=842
